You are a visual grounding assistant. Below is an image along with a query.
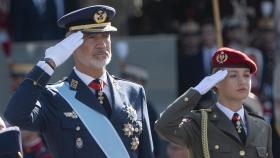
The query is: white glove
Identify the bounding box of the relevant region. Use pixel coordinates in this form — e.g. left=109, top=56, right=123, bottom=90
left=194, top=70, right=228, bottom=95
left=0, top=116, right=6, bottom=130
left=44, top=31, right=84, bottom=68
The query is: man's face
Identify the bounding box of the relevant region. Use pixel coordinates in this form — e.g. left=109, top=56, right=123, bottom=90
left=215, top=68, right=251, bottom=101
left=74, top=32, right=112, bottom=69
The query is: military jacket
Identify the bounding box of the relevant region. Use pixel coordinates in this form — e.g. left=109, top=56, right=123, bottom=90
left=155, top=88, right=273, bottom=158
left=5, top=66, right=154, bottom=158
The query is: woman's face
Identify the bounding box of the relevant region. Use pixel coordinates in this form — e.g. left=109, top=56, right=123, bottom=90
left=215, top=68, right=251, bottom=102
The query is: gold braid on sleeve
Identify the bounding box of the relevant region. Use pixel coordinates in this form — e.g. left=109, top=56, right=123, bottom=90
left=201, top=109, right=211, bottom=158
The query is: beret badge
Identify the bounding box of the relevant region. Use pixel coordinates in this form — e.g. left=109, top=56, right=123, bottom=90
left=94, top=10, right=107, bottom=24
left=216, top=51, right=228, bottom=64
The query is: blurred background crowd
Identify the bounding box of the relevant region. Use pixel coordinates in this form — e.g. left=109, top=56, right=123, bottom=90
left=0, top=0, right=280, bottom=157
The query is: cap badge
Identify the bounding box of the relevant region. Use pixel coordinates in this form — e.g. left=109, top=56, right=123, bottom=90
left=216, top=51, right=228, bottom=64
left=94, top=10, right=107, bottom=24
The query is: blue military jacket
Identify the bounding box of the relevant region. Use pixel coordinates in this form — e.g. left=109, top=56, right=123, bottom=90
left=4, top=66, right=154, bottom=158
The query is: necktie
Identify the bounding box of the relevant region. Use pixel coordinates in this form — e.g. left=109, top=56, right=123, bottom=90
left=88, top=79, right=112, bottom=117
left=232, top=113, right=246, bottom=144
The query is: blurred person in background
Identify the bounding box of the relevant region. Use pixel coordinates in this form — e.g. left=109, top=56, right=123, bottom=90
left=178, top=20, right=217, bottom=109
left=0, top=0, right=12, bottom=62
left=120, top=63, right=160, bottom=158
left=254, top=19, right=277, bottom=122
left=9, top=0, right=80, bottom=41
left=272, top=48, right=280, bottom=158
left=177, top=20, right=202, bottom=95
left=9, top=63, right=53, bottom=158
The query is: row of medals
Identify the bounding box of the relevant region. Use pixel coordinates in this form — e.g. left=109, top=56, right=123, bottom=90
left=122, top=105, right=142, bottom=150
left=97, top=90, right=142, bottom=151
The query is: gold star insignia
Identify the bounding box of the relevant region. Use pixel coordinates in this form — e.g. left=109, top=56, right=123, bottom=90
left=131, top=137, right=139, bottom=150
left=125, top=105, right=137, bottom=121
left=123, top=123, right=134, bottom=137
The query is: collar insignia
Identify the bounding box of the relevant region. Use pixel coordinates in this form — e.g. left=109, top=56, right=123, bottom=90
left=70, top=79, right=78, bottom=89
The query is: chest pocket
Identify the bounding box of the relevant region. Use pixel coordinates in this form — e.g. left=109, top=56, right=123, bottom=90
left=209, top=143, right=232, bottom=158
left=60, top=117, right=87, bottom=132
left=256, top=147, right=268, bottom=158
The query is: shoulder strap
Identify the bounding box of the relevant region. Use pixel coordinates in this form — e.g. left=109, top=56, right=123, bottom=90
left=55, top=82, right=130, bottom=158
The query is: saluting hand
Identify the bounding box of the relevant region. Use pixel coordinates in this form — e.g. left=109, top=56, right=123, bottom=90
left=194, top=70, right=228, bottom=95
left=44, top=31, right=84, bottom=68
left=0, top=116, right=6, bottom=130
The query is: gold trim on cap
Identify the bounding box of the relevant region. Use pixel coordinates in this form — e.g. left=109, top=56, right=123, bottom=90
left=69, top=22, right=112, bottom=31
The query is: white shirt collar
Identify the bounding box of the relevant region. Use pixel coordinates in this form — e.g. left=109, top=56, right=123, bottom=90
left=73, top=67, right=108, bottom=86
left=216, top=102, right=245, bottom=123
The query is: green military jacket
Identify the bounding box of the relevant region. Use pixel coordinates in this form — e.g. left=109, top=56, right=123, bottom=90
left=155, top=88, right=273, bottom=158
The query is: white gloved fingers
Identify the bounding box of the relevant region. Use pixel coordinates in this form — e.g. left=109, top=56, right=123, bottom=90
left=71, top=39, right=84, bottom=51
left=194, top=69, right=228, bottom=95
left=57, top=31, right=84, bottom=51
left=44, top=31, right=84, bottom=68
left=210, top=69, right=228, bottom=82
left=60, top=31, right=83, bottom=45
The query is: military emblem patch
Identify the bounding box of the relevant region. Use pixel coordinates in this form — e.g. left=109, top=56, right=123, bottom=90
left=216, top=51, right=228, bottom=64
left=70, top=79, right=78, bottom=89
left=94, top=10, right=107, bottom=24
left=64, top=111, right=78, bottom=119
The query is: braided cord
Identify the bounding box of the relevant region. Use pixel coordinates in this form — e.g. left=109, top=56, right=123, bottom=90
left=201, top=109, right=211, bottom=158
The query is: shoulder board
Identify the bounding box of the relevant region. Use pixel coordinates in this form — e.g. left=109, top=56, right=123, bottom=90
left=191, top=109, right=212, bottom=113
left=111, top=75, right=123, bottom=80
left=46, top=77, right=67, bottom=85
left=248, top=112, right=265, bottom=120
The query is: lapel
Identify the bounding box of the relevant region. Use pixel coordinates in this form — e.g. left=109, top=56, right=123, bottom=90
left=66, top=70, right=108, bottom=115
left=209, top=105, right=243, bottom=144
left=245, top=111, right=259, bottom=146
left=106, top=73, right=127, bottom=121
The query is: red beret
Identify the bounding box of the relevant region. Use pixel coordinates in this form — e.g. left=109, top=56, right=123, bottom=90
left=211, top=47, right=257, bottom=73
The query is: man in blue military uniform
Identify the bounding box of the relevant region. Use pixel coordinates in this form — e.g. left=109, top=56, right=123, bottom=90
left=4, top=5, right=154, bottom=158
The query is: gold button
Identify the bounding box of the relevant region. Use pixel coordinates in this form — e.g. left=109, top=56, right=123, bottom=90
left=214, top=145, right=219, bottom=150
left=183, top=97, right=189, bottom=102
left=240, top=150, right=245, bottom=156
left=76, top=126, right=80, bottom=131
